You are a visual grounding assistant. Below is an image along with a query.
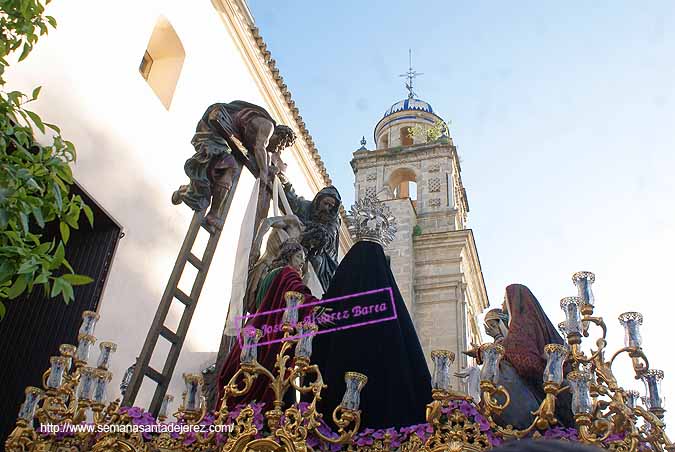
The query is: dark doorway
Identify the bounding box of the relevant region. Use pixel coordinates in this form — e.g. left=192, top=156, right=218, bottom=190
left=0, top=183, right=122, bottom=444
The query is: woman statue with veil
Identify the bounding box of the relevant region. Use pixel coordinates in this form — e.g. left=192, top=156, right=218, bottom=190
left=461, top=284, right=573, bottom=429
left=309, top=196, right=432, bottom=430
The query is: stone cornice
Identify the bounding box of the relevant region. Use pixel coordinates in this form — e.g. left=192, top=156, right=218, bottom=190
left=213, top=0, right=352, bottom=253
left=414, top=229, right=489, bottom=310
left=351, top=142, right=456, bottom=170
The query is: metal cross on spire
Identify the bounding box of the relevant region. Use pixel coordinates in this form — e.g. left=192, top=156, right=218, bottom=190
left=399, top=49, right=423, bottom=100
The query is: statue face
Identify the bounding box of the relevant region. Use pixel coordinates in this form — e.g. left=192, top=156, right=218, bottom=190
left=484, top=319, right=504, bottom=340
left=290, top=249, right=305, bottom=275
left=318, top=196, right=337, bottom=212
left=266, top=134, right=281, bottom=153
left=314, top=196, right=337, bottom=223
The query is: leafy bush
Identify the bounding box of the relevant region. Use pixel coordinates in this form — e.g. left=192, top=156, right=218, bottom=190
left=0, top=0, right=93, bottom=320
left=408, top=119, right=451, bottom=143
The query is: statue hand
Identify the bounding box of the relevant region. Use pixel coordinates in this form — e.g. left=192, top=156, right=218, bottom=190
left=463, top=342, right=482, bottom=363
left=454, top=368, right=473, bottom=379
left=312, top=306, right=335, bottom=326
left=271, top=152, right=288, bottom=174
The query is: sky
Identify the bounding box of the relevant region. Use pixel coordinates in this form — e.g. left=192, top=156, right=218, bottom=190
left=248, top=0, right=675, bottom=420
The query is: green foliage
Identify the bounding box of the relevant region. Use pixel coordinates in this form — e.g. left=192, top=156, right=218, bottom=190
left=408, top=119, right=451, bottom=144
left=0, top=0, right=93, bottom=320
left=412, top=224, right=422, bottom=237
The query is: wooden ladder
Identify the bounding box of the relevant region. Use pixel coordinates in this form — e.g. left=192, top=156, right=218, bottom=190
left=121, top=173, right=241, bottom=415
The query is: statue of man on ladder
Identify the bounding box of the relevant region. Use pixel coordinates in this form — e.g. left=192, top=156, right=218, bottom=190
left=172, top=100, right=296, bottom=233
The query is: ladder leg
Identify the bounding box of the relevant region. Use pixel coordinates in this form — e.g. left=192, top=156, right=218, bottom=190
left=145, top=171, right=241, bottom=416
left=121, top=212, right=203, bottom=407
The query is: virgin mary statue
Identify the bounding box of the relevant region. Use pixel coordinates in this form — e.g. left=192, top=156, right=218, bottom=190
left=461, top=285, right=573, bottom=429
left=310, top=196, right=432, bottom=429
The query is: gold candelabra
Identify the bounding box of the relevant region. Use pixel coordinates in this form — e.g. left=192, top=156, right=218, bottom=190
left=5, top=273, right=674, bottom=452
left=473, top=271, right=674, bottom=452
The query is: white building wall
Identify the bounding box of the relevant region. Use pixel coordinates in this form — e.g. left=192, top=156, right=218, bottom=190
left=5, top=0, right=318, bottom=411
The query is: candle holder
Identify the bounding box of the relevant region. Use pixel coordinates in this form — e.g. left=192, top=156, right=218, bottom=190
left=525, top=344, right=569, bottom=430
left=76, top=367, right=95, bottom=401
left=479, top=343, right=503, bottom=384
left=17, top=387, right=43, bottom=423
left=295, top=322, right=318, bottom=366
left=478, top=344, right=509, bottom=417
left=560, top=297, right=583, bottom=344
left=340, top=371, right=368, bottom=411
left=96, top=341, right=117, bottom=370
left=568, top=371, right=593, bottom=416
left=283, top=291, right=303, bottom=326
left=182, top=373, right=204, bottom=411
left=79, top=310, right=100, bottom=336
left=46, top=356, right=69, bottom=389
left=59, top=344, right=77, bottom=371
left=178, top=373, right=206, bottom=423
left=543, top=344, right=568, bottom=385
left=240, top=327, right=262, bottom=365
left=618, top=312, right=643, bottom=350
left=158, top=394, right=174, bottom=422
left=641, top=369, right=665, bottom=418
left=75, top=334, right=96, bottom=365
left=572, top=271, right=596, bottom=314
left=91, top=369, right=112, bottom=404
left=558, top=321, right=569, bottom=338
left=625, top=389, right=641, bottom=409
left=430, top=350, right=455, bottom=395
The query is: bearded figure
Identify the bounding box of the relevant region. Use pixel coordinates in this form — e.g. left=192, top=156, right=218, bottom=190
left=172, top=100, right=296, bottom=232
left=280, top=181, right=341, bottom=291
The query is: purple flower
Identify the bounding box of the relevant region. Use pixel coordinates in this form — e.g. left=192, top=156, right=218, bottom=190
left=123, top=406, right=144, bottom=418
left=356, top=435, right=374, bottom=446
left=399, top=426, right=414, bottom=435
left=183, top=431, right=197, bottom=445
left=201, top=412, right=216, bottom=425
left=487, top=431, right=503, bottom=447
left=458, top=401, right=479, bottom=418
left=297, top=402, right=310, bottom=411
left=605, top=432, right=626, bottom=444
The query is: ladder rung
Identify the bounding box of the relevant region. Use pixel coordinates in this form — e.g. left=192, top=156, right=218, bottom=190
left=146, top=366, right=165, bottom=384
left=200, top=222, right=216, bottom=234
left=186, top=252, right=203, bottom=270
left=160, top=326, right=180, bottom=344
left=174, top=289, right=193, bottom=306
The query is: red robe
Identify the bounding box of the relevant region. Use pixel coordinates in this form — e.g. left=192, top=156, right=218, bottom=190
left=216, top=266, right=317, bottom=408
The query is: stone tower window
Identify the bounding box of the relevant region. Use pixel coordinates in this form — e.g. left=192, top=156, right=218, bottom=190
left=140, top=16, right=186, bottom=110
left=400, top=127, right=413, bottom=146
left=380, top=133, right=389, bottom=149
left=389, top=167, right=417, bottom=201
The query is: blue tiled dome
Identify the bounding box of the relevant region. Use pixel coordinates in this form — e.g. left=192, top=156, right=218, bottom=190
left=383, top=97, right=433, bottom=118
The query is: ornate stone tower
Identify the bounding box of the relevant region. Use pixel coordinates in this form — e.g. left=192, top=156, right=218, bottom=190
left=351, top=90, right=489, bottom=385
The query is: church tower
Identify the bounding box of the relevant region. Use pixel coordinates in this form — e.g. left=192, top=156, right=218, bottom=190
left=351, top=81, right=489, bottom=385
